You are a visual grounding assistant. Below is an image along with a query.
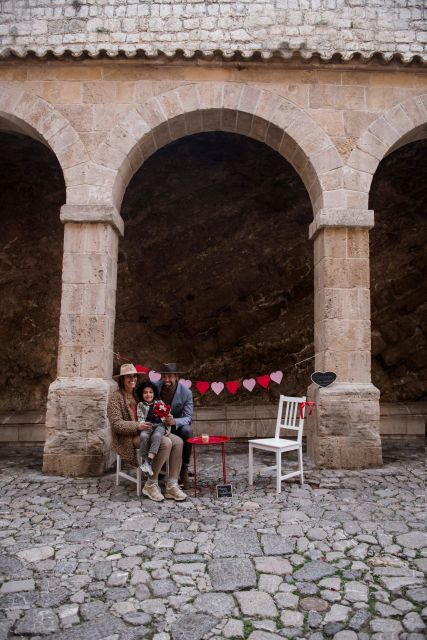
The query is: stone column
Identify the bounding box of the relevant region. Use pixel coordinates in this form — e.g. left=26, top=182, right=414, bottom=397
left=43, top=205, right=123, bottom=476
left=307, top=209, right=383, bottom=469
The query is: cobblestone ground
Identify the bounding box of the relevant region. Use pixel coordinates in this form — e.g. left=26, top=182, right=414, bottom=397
left=0, top=440, right=425, bottom=640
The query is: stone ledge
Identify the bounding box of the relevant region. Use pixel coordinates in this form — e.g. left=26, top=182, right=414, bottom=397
left=1, top=402, right=424, bottom=444
left=60, top=205, right=124, bottom=236
left=309, top=208, right=375, bottom=239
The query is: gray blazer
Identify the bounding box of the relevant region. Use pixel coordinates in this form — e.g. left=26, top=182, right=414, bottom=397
left=156, top=381, right=193, bottom=429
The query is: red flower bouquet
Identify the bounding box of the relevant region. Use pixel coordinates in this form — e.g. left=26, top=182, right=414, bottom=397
left=153, top=400, right=171, bottom=422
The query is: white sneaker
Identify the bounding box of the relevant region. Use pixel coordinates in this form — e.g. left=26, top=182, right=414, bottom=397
left=140, top=458, right=153, bottom=476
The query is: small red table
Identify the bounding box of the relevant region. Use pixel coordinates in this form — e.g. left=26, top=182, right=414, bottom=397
left=187, top=436, right=231, bottom=497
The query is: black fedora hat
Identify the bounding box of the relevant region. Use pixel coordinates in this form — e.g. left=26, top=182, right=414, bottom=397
left=158, top=363, right=185, bottom=374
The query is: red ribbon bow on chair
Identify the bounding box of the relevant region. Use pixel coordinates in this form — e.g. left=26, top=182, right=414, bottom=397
left=299, top=401, right=315, bottom=419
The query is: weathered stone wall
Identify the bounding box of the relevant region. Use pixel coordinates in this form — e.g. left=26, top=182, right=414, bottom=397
left=0, top=0, right=425, bottom=61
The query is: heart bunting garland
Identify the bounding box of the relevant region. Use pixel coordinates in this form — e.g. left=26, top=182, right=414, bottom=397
left=114, top=355, right=285, bottom=397
left=155, top=370, right=283, bottom=394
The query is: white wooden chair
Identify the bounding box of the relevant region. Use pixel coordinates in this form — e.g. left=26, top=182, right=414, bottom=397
left=116, top=451, right=143, bottom=496
left=248, top=395, right=306, bottom=493
left=116, top=452, right=170, bottom=497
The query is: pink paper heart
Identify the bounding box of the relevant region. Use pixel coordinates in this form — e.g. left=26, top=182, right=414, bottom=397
left=180, top=379, right=192, bottom=389
left=270, top=370, right=283, bottom=384
left=243, top=378, right=256, bottom=392
left=148, top=370, right=161, bottom=383
left=211, top=382, right=224, bottom=395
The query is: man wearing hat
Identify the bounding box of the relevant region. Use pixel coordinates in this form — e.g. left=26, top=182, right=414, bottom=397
left=157, top=363, right=193, bottom=489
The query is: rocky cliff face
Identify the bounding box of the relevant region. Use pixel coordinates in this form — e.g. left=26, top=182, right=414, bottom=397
left=370, top=139, right=427, bottom=402
left=0, top=132, right=65, bottom=411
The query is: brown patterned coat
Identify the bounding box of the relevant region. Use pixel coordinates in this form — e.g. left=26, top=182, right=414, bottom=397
left=107, top=389, right=140, bottom=467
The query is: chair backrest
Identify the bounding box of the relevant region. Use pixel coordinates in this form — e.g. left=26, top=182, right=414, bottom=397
left=275, top=395, right=307, bottom=443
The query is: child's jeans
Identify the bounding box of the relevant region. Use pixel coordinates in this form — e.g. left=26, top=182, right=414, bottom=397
left=139, top=424, right=166, bottom=460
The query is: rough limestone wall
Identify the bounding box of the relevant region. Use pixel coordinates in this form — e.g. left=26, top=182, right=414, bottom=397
left=0, top=0, right=425, bottom=61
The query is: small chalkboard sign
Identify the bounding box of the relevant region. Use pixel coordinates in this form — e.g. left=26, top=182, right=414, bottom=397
left=216, top=483, right=233, bottom=498
left=311, top=371, right=337, bottom=387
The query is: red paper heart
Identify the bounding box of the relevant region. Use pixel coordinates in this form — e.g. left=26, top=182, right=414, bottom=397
left=257, top=374, right=270, bottom=389
left=196, top=381, right=210, bottom=395
left=135, top=365, right=149, bottom=374
left=226, top=380, right=240, bottom=395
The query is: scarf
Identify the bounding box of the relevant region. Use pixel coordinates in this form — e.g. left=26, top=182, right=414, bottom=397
left=160, top=381, right=177, bottom=407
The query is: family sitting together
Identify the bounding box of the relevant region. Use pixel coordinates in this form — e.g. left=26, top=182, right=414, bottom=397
left=107, top=362, right=193, bottom=502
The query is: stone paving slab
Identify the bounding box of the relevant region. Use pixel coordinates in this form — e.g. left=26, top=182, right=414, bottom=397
left=0, top=440, right=425, bottom=640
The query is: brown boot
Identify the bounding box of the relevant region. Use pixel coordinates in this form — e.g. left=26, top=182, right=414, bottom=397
left=179, top=465, right=191, bottom=490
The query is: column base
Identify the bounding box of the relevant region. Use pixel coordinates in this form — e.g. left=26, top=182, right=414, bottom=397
left=43, top=377, right=117, bottom=476
left=306, top=382, right=383, bottom=469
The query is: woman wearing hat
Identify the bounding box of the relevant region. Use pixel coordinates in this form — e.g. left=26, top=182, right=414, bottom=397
left=107, top=364, right=187, bottom=502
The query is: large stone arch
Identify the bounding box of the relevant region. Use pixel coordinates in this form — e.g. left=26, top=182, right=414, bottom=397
left=90, top=82, right=342, bottom=215
left=0, top=84, right=88, bottom=189
left=346, top=93, right=427, bottom=210
left=0, top=84, right=124, bottom=235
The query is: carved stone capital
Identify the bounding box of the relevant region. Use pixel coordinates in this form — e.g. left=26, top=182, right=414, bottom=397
left=309, top=208, right=374, bottom=240
left=60, top=205, right=124, bottom=236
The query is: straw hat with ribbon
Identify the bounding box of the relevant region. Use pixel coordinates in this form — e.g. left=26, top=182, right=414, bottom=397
left=113, top=363, right=139, bottom=380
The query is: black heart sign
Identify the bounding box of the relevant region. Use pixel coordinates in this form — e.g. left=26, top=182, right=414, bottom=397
left=311, top=371, right=337, bottom=387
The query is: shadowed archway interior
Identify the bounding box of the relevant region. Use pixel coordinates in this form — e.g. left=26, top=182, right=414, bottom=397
left=370, top=138, right=427, bottom=402
left=0, top=132, right=65, bottom=411
left=117, top=132, right=314, bottom=404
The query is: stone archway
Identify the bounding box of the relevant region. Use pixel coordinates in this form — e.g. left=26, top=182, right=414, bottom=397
left=44, top=82, right=350, bottom=475
left=0, top=87, right=86, bottom=446
left=305, top=93, right=427, bottom=469
left=363, top=96, right=427, bottom=424
left=91, top=82, right=342, bottom=214
left=42, top=81, right=407, bottom=474
left=117, top=130, right=315, bottom=399
left=347, top=94, right=427, bottom=209
left=0, top=84, right=88, bottom=181
left=0, top=129, right=65, bottom=419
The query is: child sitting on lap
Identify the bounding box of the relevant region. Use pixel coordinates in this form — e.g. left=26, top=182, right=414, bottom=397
left=136, top=382, right=171, bottom=476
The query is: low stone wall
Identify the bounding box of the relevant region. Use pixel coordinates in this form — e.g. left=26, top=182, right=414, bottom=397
left=0, top=411, right=45, bottom=445
left=379, top=402, right=427, bottom=440
left=1, top=402, right=425, bottom=446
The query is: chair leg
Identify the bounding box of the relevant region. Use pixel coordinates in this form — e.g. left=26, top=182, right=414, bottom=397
left=276, top=450, right=282, bottom=494
left=116, top=455, right=121, bottom=486
left=248, top=444, right=253, bottom=486
left=298, top=446, right=304, bottom=485
left=136, top=466, right=142, bottom=497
